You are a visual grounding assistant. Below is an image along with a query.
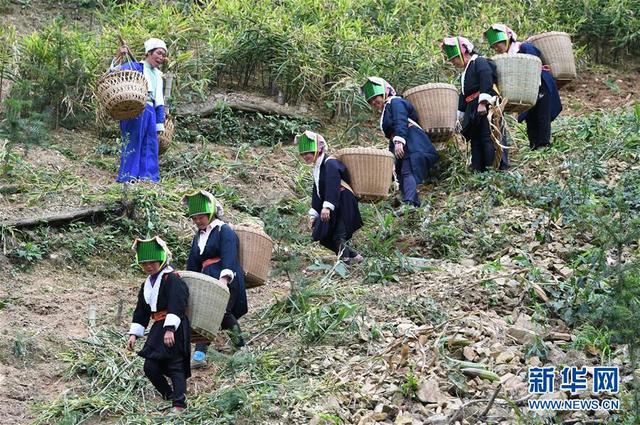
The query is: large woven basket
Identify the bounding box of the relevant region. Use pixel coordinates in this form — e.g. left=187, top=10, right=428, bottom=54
left=96, top=69, right=147, bottom=120
left=178, top=270, right=229, bottom=342
left=230, top=224, right=273, bottom=288
left=335, top=148, right=394, bottom=202
left=493, top=53, right=541, bottom=113
left=527, top=31, right=577, bottom=85
left=158, top=115, right=175, bottom=156
left=404, top=83, right=458, bottom=142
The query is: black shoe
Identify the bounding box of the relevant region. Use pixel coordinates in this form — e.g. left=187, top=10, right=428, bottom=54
left=228, top=325, right=245, bottom=348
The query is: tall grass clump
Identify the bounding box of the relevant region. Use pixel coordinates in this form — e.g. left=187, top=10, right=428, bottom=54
left=3, top=0, right=637, bottom=128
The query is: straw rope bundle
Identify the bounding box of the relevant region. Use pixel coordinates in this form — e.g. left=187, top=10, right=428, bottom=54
left=492, top=53, right=541, bottom=113
left=404, top=83, right=459, bottom=142
left=158, top=114, right=174, bottom=155
left=230, top=223, right=273, bottom=288
left=487, top=97, right=511, bottom=169
left=178, top=270, right=229, bottom=342
left=335, top=147, right=395, bottom=202
left=527, top=31, right=577, bottom=86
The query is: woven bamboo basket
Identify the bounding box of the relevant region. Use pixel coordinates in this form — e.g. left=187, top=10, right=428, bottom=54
left=230, top=224, right=273, bottom=288
left=335, top=148, right=394, bottom=202
left=158, top=115, right=174, bottom=156
left=404, top=83, right=458, bottom=142
left=96, top=69, right=147, bottom=120
left=527, top=31, right=577, bottom=85
left=493, top=53, right=541, bottom=113
left=178, top=270, right=229, bottom=342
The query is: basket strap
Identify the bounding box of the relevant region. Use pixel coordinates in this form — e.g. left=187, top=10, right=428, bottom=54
left=340, top=180, right=354, bottom=194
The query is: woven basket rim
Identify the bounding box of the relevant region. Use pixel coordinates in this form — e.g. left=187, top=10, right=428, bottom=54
left=178, top=270, right=230, bottom=292
left=336, top=147, right=394, bottom=158
left=404, top=83, right=458, bottom=97
left=230, top=224, right=273, bottom=242
left=527, top=31, right=571, bottom=42
left=97, top=69, right=147, bottom=85
left=491, top=52, right=543, bottom=63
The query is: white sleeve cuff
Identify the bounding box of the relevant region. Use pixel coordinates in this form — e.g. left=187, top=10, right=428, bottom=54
left=164, top=313, right=181, bottom=330
left=129, top=323, right=145, bottom=337
left=322, top=201, right=335, bottom=211
left=156, top=123, right=165, bottom=132
left=392, top=136, right=406, bottom=145
left=457, top=111, right=465, bottom=120
left=479, top=93, right=495, bottom=105
left=308, top=208, right=319, bottom=218
left=220, top=268, right=235, bottom=283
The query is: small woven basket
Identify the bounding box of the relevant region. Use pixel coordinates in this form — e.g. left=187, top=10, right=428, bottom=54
left=335, top=148, right=394, bottom=202
left=96, top=69, right=147, bottom=121
left=492, top=53, right=541, bottom=113
left=404, top=83, right=458, bottom=143
left=178, top=270, right=229, bottom=343
left=158, top=115, right=175, bottom=156
left=527, top=31, right=577, bottom=85
left=230, top=224, right=273, bottom=288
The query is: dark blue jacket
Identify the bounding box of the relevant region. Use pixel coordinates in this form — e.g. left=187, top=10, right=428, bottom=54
left=457, top=56, right=499, bottom=137
left=118, top=61, right=165, bottom=126
left=517, top=43, right=562, bottom=123
left=187, top=224, right=248, bottom=319
left=381, top=97, right=439, bottom=184
left=311, top=157, right=363, bottom=249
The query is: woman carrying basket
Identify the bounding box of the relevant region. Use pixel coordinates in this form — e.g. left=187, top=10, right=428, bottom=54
left=361, top=77, right=439, bottom=207
left=484, top=24, right=562, bottom=150
left=183, top=190, right=248, bottom=369
left=297, top=131, right=364, bottom=264
left=126, top=236, right=191, bottom=413
left=111, top=38, right=167, bottom=183
left=441, top=36, right=506, bottom=172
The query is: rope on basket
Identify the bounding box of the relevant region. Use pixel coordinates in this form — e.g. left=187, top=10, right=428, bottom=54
left=453, top=119, right=470, bottom=167
left=487, top=97, right=512, bottom=169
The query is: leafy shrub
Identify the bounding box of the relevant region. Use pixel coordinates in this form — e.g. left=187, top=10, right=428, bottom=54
left=15, top=19, right=100, bottom=128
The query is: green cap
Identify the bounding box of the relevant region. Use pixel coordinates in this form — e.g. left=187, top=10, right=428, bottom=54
left=297, top=133, right=317, bottom=154
left=134, top=237, right=168, bottom=264
left=361, top=79, right=385, bottom=101
left=443, top=42, right=462, bottom=61
left=186, top=192, right=213, bottom=218
left=485, top=28, right=508, bottom=46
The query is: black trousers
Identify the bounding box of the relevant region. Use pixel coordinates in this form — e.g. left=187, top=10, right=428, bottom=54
left=467, top=116, right=495, bottom=172
left=525, top=84, right=552, bottom=149
left=195, top=278, right=242, bottom=353
left=144, top=357, right=187, bottom=408
left=330, top=216, right=359, bottom=259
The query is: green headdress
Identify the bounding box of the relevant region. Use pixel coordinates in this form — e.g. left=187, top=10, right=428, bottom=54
left=297, top=132, right=317, bottom=155
left=295, top=131, right=326, bottom=161
left=485, top=27, right=508, bottom=46
left=182, top=190, right=218, bottom=221
left=442, top=39, right=462, bottom=61
left=361, top=78, right=386, bottom=101
left=132, top=236, right=171, bottom=267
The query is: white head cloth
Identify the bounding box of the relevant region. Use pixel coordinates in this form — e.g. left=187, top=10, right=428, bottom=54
left=144, top=38, right=167, bottom=54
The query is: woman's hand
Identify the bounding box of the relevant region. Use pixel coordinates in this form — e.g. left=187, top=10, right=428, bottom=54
left=309, top=216, right=316, bottom=229
left=164, top=330, right=175, bottom=347
left=126, top=335, right=137, bottom=350
left=320, top=208, right=331, bottom=222
left=117, top=45, right=130, bottom=59
left=220, top=276, right=231, bottom=286
left=394, top=142, right=405, bottom=159
left=477, top=102, right=488, bottom=116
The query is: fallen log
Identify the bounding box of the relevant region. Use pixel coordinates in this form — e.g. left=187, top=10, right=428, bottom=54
left=0, top=203, right=120, bottom=229
left=175, top=91, right=317, bottom=120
